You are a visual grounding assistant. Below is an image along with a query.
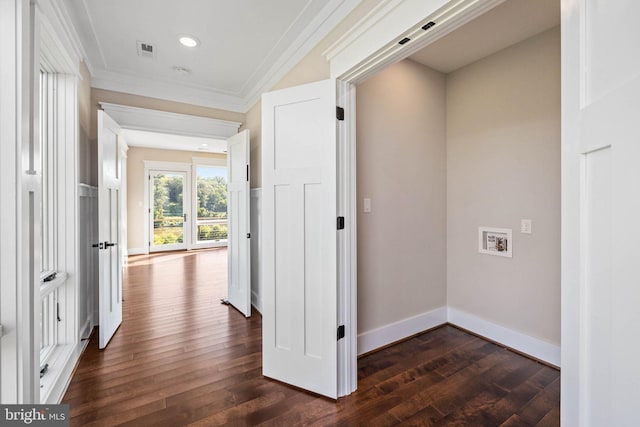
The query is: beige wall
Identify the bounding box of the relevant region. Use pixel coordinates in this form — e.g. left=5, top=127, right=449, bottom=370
left=242, top=0, right=380, bottom=188
left=356, top=60, right=447, bottom=333
left=86, top=88, right=245, bottom=186
left=78, top=62, right=93, bottom=184
left=446, top=27, right=561, bottom=345
left=126, top=147, right=225, bottom=250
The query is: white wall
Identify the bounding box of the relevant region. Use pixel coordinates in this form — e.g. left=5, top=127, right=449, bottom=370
left=446, top=27, right=561, bottom=346
left=356, top=60, right=448, bottom=341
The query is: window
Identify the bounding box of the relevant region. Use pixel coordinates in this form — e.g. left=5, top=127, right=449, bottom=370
left=195, top=165, right=228, bottom=243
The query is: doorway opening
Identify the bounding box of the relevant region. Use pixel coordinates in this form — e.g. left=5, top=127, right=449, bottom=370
left=148, top=164, right=229, bottom=253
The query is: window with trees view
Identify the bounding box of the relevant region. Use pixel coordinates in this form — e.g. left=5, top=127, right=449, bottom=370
left=196, top=166, right=228, bottom=242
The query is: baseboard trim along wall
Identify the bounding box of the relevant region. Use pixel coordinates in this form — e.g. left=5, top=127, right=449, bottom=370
left=127, top=247, right=146, bottom=256
left=447, top=307, right=560, bottom=368
left=251, top=292, right=262, bottom=314
left=355, top=306, right=561, bottom=367
left=357, top=307, right=448, bottom=356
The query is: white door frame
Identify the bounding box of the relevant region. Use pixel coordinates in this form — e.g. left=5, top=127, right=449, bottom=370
left=143, top=161, right=191, bottom=253
left=326, top=0, right=513, bottom=396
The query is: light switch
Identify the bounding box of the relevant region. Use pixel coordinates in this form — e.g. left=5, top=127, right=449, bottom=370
left=521, top=219, right=532, bottom=234
left=363, top=198, right=371, bottom=213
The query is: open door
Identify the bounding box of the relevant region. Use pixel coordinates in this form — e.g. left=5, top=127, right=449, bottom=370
left=261, top=79, right=338, bottom=398
left=97, top=110, right=123, bottom=349
left=226, top=130, right=251, bottom=317
left=562, top=1, right=640, bottom=425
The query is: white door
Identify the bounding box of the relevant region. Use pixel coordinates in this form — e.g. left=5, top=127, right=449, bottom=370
left=262, top=79, right=338, bottom=398
left=562, top=2, right=640, bottom=425
left=149, top=170, right=189, bottom=252
left=226, top=130, right=251, bottom=317
left=97, top=111, right=123, bottom=349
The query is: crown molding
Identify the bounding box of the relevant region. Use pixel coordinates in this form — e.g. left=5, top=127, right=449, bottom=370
left=99, top=102, right=241, bottom=139
left=62, top=0, right=361, bottom=113
left=93, top=69, right=248, bottom=113
left=240, top=0, right=362, bottom=112
left=44, top=0, right=94, bottom=74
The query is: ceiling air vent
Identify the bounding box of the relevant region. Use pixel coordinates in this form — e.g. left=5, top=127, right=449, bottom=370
left=136, top=41, right=156, bottom=58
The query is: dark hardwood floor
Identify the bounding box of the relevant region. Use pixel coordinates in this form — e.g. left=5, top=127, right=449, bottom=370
left=62, top=248, right=560, bottom=426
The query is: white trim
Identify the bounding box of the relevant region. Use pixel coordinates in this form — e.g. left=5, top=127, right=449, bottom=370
left=99, top=103, right=241, bottom=139
left=68, top=1, right=361, bottom=113
left=326, top=0, right=505, bottom=83
left=0, top=0, right=28, bottom=403
left=44, top=0, right=91, bottom=72
left=336, top=80, right=357, bottom=397
left=41, top=337, right=90, bottom=404
left=240, top=0, right=362, bottom=112
left=36, top=0, right=81, bottom=74
left=78, top=183, right=97, bottom=197
left=92, top=69, right=247, bottom=113
left=356, top=306, right=560, bottom=368
left=357, top=307, right=448, bottom=356
left=126, top=247, right=146, bottom=256
left=250, top=189, right=262, bottom=315
left=447, top=307, right=560, bottom=367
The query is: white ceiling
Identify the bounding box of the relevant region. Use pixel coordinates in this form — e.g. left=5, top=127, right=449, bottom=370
left=409, top=0, right=559, bottom=74
left=121, top=129, right=227, bottom=154
left=62, top=0, right=360, bottom=112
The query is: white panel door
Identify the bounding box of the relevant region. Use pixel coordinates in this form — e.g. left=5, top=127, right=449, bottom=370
left=226, top=130, right=251, bottom=317
left=97, top=111, right=123, bottom=349
left=262, top=79, right=338, bottom=398
left=562, top=2, right=640, bottom=425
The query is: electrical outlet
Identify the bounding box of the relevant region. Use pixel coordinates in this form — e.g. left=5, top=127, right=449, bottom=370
left=521, top=219, right=532, bottom=234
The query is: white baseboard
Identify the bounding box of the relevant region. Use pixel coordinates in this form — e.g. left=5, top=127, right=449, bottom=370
left=447, top=307, right=560, bottom=367
left=251, top=290, right=262, bottom=314
left=357, top=307, right=447, bottom=356
left=127, top=247, right=146, bottom=256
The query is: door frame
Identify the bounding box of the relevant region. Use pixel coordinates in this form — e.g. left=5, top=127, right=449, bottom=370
left=144, top=161, right=192, bottom=253
left=328, top=0, right=514, bottom=397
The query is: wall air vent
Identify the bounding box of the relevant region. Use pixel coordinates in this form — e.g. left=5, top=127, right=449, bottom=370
left=136, top=41, right=156, bottom=58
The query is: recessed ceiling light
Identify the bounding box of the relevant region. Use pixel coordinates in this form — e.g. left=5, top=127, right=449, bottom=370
left=200, top=143, right=209, bottom=147
left=178, top=35, right=199, bottom=48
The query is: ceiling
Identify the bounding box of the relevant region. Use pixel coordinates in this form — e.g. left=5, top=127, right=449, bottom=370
left=409, top=0, right=559, bottom=74
left=120, top=130, right=227, bottom=154
left=62, top=0, right=360, bottom=112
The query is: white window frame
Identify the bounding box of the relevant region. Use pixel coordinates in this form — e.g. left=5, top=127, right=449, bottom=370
left=191, top=157, right=228, bottom=250
left=33, top=2, right=80, bottom=404
left=144, top=161, right=192, bottom=253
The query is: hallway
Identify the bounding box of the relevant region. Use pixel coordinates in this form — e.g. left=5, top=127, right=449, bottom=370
left=62, top=249, right=559, bottom=426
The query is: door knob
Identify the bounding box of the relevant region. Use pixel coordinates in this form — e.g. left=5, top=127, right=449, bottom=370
left=92, top=242, right=104, bottom=249
left=104, top=242, right=116, bottom=248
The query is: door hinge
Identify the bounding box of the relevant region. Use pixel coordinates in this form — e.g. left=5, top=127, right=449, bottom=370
left=337, top=325, right=345, bottom=340
left=337, top=216, right=345, bottom=230
left=336, top=106, right=345, bottom=121
left=40, top=364, right=49, bottom=378
left=56, top=302, right=62, bottom=322
left=246, top=164, right=249, bottom=182
left=247, top=233, right=251, bottom=239
left=148, top=175, right=151, bottom=180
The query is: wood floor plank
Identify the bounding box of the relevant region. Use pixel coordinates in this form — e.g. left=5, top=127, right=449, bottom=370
left=62, top=249, right=559, bottom=426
